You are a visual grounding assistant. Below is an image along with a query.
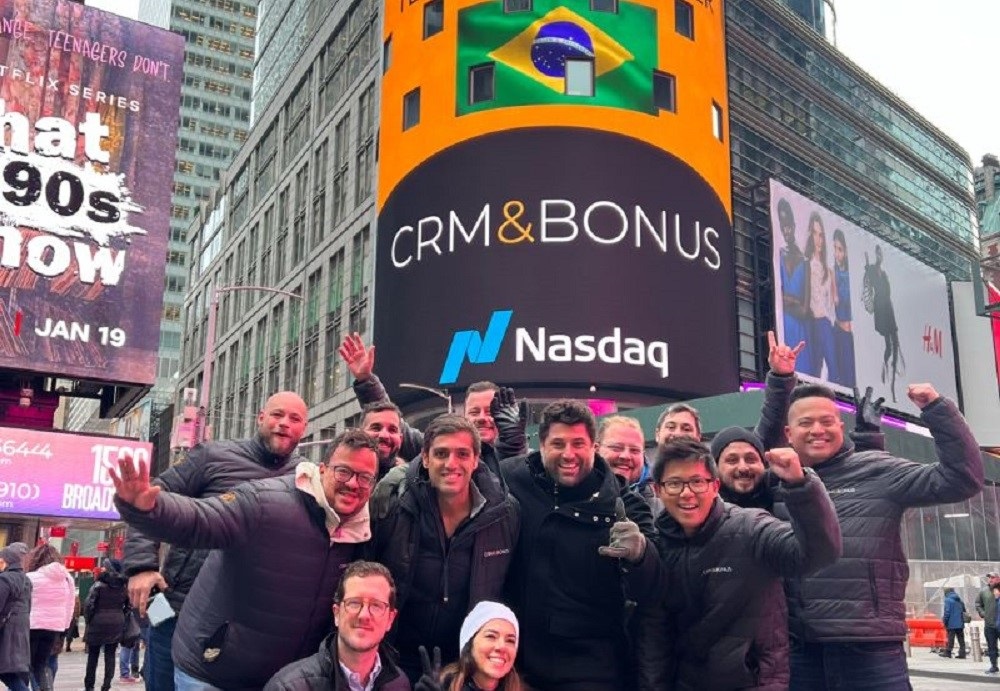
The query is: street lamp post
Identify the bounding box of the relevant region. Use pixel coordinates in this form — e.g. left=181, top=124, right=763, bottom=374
left=399, top=382, right=453, bottom=414
left=198, top=285, right=304, bottom=443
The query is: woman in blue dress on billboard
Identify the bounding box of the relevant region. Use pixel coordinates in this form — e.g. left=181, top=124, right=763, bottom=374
left=776, top=198, right=812, bottom=371
left=832, top=229, right=856, bottom=388
left=804, top=212, right=837, bottom=380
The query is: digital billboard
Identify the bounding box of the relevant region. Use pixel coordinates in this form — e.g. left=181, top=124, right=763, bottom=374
left=769, top=179, right=958, bottom=415
left=375, top=0, right=737, bottom=401
left=0, top=425, right=151, bottom=520
left=0, top=0, right=184, bottom=385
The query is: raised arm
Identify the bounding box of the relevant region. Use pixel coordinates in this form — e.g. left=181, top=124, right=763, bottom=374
left=755, top=331, right=803, bottom=449
left=112, top=458, right=262, bottom=550
left=881, top=385, right=984, bottom=507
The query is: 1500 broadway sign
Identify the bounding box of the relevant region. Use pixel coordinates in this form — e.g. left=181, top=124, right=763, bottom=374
left=0, top=1, right=184, bottom=385
left=374, top=129, right=738, bottom=399
left=0, top=425, right=152, bottom=520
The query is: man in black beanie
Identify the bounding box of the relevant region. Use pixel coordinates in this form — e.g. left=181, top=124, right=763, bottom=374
left=711, top=427, right=774, bottom=512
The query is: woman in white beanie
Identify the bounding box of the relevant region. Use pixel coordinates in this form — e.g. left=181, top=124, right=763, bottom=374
left=416, top=601, right=524, bottom=691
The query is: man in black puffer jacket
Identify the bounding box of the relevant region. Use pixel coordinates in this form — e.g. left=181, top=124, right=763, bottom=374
left=122, top=391, right=308, bottom=691
left=772, top=381, right=984, bottom=690
left=366, top=415, right=518, bottom=683
left=637, top=439, right=841, bottom=691
left=265, top=561, right=410, bottom=691
left=112, top=430, right=378, bottom=691
left=500, top=400, right=661, bottom=691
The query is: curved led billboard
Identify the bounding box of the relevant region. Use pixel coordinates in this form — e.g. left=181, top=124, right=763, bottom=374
left=375, top=0, right=736, bottom=400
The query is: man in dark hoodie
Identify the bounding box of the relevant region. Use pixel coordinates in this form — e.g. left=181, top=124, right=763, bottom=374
left=365, top=415, right=518, bottom=683
left=0, top=546, right=31, bottom=691
left=122, top=391, right=308, bottom=691
left=264, top=561, right=410, bottom=691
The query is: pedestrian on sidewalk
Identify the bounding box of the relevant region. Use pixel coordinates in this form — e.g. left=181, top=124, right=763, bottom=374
left=975, top=572, right=999, bottom=674
left=940, top=588, right=968, bottom=659
left=82, top=560, right=129, bottom=691
left=0, top=546, right=32, bottom=691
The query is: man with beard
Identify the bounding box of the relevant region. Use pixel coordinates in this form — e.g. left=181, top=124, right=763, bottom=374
left=339, top=334, right=526, bottom=473
left=711, top=427, right=772, bottom=511
left=111, top=429, right=378, bottom=691
left=365, top=415, right=518, bottom=683
left=264, top=561, right=410, bottom=691
left=501, top=400, right=661, bottom=691
left=122, top=391, right=308, bottom=691
left=598, top=416, right=661, bottom=518
left=361, top=401, right=407, bottom=479
left=775, top=382, right=983, bottom=690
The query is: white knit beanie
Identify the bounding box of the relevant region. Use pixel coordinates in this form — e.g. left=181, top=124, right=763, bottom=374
left=459, top=601, right=519, bottom=652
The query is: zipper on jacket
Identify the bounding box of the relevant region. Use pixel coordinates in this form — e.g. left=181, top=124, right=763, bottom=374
left=553, top=483, right=559, bottom=511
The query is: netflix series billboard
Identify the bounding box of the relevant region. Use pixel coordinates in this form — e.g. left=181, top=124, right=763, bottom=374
left=0, top=425, right=151, bottom=520
left=0, top=1, right=184, bottom=385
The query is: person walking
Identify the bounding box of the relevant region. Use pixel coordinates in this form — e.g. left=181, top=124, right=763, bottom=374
left=0, top=546, right=32, bottom=691
left=82, top=560, right=129, bottom=691
left=976, top=572, right=999, bottom=674
left=23, top=546, right=75, bottom=691
left=940, top=588, right=968, bottom=659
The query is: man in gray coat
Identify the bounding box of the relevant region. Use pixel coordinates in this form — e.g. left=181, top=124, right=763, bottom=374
left=111, top=429, right=379, bottom=691
left=976, top=572, right=1000, bottom=674
left=772, top=381, right=984, bottom=690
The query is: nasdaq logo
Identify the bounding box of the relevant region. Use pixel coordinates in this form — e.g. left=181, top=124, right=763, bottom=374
left=439, top=310, right=513, bottom=385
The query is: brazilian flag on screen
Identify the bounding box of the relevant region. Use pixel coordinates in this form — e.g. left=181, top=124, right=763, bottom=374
left=456, top=0, right=658, bottom=115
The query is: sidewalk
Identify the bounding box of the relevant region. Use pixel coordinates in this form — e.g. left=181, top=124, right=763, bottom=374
left=907, top=646, right=1000, bottom=684
left=52, top=648, right=144, bottom=691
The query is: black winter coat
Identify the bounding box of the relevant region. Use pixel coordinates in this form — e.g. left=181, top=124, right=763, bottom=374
left=638, top=472, right=841, bottom=691
left=122, top=435, right=300, bottom=613
left=264, top=633, right=410, bottom=691
left=0, top=564, right=31, bottom=674
left=83, top=570, right=129, bottom=646
left=366, top=459, right=519, bottom=672
left=500, top=452, right=662, bottom=691
left=116, top=474, right=365, bottom=690
left=770, top=394, right=984, bottom=643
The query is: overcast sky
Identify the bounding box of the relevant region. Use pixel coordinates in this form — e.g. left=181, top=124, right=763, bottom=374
left=87, top=0, right=996, bottom=165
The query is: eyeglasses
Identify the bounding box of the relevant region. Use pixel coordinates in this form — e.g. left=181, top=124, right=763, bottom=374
left=658, top=478, right=713, bottom=495
left=601, top=443, right=644, bottom=456
left=330, top=465, right=376, bottom=489
left=339, top=597, right=391, bottom=618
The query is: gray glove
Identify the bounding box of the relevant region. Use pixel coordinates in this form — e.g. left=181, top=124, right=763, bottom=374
left=598, top=520, right=646, bottom=564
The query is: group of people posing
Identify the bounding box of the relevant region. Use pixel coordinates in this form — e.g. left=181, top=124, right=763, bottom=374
left=97, top=330, right=983, bottom=691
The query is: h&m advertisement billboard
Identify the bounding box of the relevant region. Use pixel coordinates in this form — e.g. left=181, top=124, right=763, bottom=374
left=0, top=0, right=184, bottom=386
left=769, top=179, right=958, bottom=415
left=374, top=0, right=738, bottom=401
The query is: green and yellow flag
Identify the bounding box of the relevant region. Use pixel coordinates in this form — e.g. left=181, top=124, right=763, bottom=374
left=456, top=0, right=658, bottom=115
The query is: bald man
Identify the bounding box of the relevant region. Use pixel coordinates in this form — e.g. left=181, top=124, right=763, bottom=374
left=123, top=391, right=308, bottom=691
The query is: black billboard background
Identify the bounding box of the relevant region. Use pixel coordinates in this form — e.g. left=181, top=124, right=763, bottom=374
left=374, top=128, right=737, bottom=405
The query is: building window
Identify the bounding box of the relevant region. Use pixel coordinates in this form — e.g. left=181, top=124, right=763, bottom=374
left=712, top=101, right=724, bottom=141
left=403, top=88, right=421, bottom=130
left=564, top=59, right=594, bottom=96
left=503, top=0, right=531, bottom=11
left=423, top=0, right=443, bottom=39
left=383, top=36, right=391, bottom=74
left=675, top=0, right=694, bottom=39
left=591, top=0, right=617, bottom=11
left=469, top=63, right=495, bottom=104
left=653, top=70, right=677, bottom=113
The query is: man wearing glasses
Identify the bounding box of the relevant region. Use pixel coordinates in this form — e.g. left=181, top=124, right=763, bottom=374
left=598, top=416, right=662, bottom=518
left=265, top=561, right=411, bottom=691
left=365, top=415, right=518, bottom=684
left=637, top=438, right=840, bottom=691
left=110, top=429, right=380, bottom=691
